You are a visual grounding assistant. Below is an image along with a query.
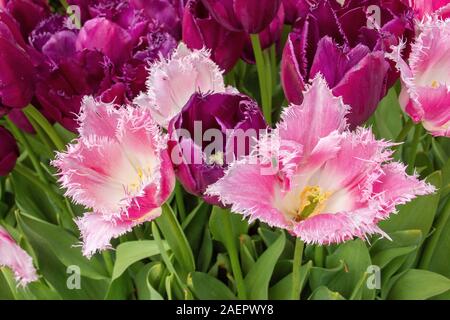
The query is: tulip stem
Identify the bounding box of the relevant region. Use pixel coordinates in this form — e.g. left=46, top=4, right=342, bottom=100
left=175, top=182, right=186, bottom=221
left=407, top=124, right=423, bottom=175
left=251, top=34, right=272, bottom=124
left=23, top=105, right=66, bottom=151
left=395, top=118, right=415, bottom=142
left=222, top=209, right=247, bottom=299
left=59, top=0, right=69, bottom=10
left=291, top=238, right=305, bottom=300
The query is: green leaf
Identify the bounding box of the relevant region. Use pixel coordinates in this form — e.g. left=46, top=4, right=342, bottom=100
left=156, top=204, right=195, bottom=273
left=188, top=272, right=236, bottom=300
left=269, top=261, right=312, bottom=300
left=17, top=212, right=109, bottom=280
left=182, top=202, right=210, bottom=255
left=387, top=269, right=450, bottom=300
left=112, top=240, right=168, bottom=281
left=210, top=207, right=249, bottom=250
left=136, top=262, right=164, bottom=300
left=325, top=239, right=375, bottom=300
left=373, top=88, right=403, bottom=140
left=370, top=230, right=422, bottom=268
left=244, top=232, right=285, bottom=299
left=197, top=225, right=213, bottom=272
left=309, top=260, right=345, bottom=290
left=308, top=286, right=346, bottom=300
left=380, top=171, right=441, bottom=238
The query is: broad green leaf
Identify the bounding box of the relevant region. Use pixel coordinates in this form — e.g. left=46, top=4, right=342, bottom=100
left=387, top=269, right=450, bottom=300
left=326, top=240, right=375, bottom=300
left=309, top=260, right=345, bottom=290
left=269, top=261, right=312, bottom=300
left=156, top=204, right=195, bottom=273
left=370, top=230, right=422, bottom=268
left=244, top=232, right=285, bottom=299
left=18, top=212, right=109, bottom=280
left=210, top=206, right=249, bottom=250
left=182, top=202, right=210, bottom=255
left=136, top=262, right=164, bottom=300
left=105, top=272, right=133, bottom=300
left=188, top=272, right=236, bottom=300
left=424, top=200, right=450, bottom=277
left=112, top=240, right=168, bottom=281
left=308, top=286, right=345, bottom=300
left=17, top=213, right=108, bottom=299
left=373, top=88, right=403, bottom=140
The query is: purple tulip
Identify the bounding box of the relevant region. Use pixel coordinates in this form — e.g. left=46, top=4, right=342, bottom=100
left=0, top=125, right=19, bottom=176
left=0, top=11, right=35, bottom=110
left=168, top=92, right=267, bottom=205
left=201, top=0, right=282, bottom=34
left=282, top=0, right=309, bottom=24
left=183, top=0, right=246, bottom=73
left=0, top=0, right=50, bottom=37
left=241, top=3, right=285, bottom=63
left=281, top=0, right=414, bottom=127
left=27, top=1, right=177, bottom=132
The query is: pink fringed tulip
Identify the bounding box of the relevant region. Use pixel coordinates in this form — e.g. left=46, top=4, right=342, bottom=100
left=387, top=18, right=450, bottom=137
left=208, top=76, right=434, bottom=245
left=53, top=97, right=175, bottom=257
left=134, top=43, right=228, bottom=128
left=0, top=226, right=38, bottom=286
left=406, top=0, right=450, bottom=19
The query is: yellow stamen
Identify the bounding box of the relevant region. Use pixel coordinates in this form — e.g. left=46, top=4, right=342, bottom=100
left=295, top=186, right=331, bottom=222
left=431, top=80, right=439, bottom=88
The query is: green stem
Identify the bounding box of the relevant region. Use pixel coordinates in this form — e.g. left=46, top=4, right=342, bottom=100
left=175, top=182, right=186, bottom=221
left=395, top=119, right=415, bottom=142
left=291, top=238, right=305, bottom=300
left=407, top=125, right=423, bottom=175
left=222, top=209, right=247, bottom=299
left=26, top=115, right=55, bottom=157
left=420, top=200, right=450, bottom=269
left=23, top=105, right=65, bottom=151
left=151, top=222, right=189, bottom=297
left=59, top=0, right=69, bottom=9
left=314, top=245, right=324, bottom=268
left=6, top=117, right=47, bottom=183
left=250, top=34, right=271, bottom=124
left=102, top=251, right=114, bottom=276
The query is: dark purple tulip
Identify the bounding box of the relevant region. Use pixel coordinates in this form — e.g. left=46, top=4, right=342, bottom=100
left=183, top=0, right=246, bottom=73
left=282, top=0, right=309, bottom=24
left=241, top=3, right=285, bottom=63
left=168, top=92, right=267, bottom=205
left=201, top=0, right=282, bottom=34
left=281, top=0, right=413, bottom=127
left=0, top=11, right=35, bottom=110
left=0, top=125, right=19, bottom=176
left=0, top=0, right=50, bottom=37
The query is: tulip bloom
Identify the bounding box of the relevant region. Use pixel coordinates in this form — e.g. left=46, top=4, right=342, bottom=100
left=53, top=97, right=175, bottom=257
left=135, top=43, right=228, bottom=128
left=168, top=92, right=267, bottom=205
left=183, top=0, right=246, bottom=72
left=0, top=0, right=50, bottom=37
left=387, top=18, right=450, bottom=137
left=208, top=76, right=434, bottom=244
left=0, top=10, right=36, bottom=110
left=281, top=0, right=414, bottom=127
left=0, top=126, right=19, bottom=176
left=0, top=226, right=38, bottom=286
left=406, top=0, right=450, bottom=19
left=201, top=0, right=282, bottom=34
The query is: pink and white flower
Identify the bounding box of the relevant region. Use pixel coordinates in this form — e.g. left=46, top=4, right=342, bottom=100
left=207, top=76, right=435, bottom=245
left=134, top=43, right=228, bottom=128
left=53, top=97, right=175, bottom=257
left=406, top=0, right=450, bottom=19
left=0, top=226, right=38, bottom=286
left=387, top=18, right=450, bottom=137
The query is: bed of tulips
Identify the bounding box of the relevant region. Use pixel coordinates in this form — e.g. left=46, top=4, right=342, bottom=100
left=0, top=0, right=449, bottom=300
